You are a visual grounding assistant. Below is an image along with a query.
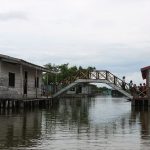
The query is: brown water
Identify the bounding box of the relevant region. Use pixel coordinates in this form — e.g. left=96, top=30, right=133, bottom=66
left=0, top=96, right=150, bottom=150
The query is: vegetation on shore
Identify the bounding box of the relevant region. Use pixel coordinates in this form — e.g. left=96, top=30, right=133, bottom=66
left=42, top=63, right=112, bottom=95
left=43, top=63, right=96, bottom=84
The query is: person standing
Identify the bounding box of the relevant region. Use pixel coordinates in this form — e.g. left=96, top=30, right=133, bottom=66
left=122, top=76, right=126, bottom=90
left=129, top=80, right=133, bottom=89
left=142, top=83, right=147, bottom=96
left=129, top=80, right=133, bottom=95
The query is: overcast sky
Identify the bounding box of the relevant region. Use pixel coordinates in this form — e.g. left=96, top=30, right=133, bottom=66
left=0, top=0, right=150, bottom=84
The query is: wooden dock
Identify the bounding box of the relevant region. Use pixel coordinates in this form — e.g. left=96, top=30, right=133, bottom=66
left=132, top=97, right=150, bottom=107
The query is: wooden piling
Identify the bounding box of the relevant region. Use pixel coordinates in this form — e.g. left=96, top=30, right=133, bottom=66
left=132, top=97, right=150, bottom=107
left=0, top=97, right=53, bottom=110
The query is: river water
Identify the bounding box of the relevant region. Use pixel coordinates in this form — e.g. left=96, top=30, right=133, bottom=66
left=0, top=96, right=150, bottom=150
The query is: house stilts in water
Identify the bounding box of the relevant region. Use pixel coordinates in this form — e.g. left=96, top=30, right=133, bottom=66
left=132, top=66, right=150, bottom=107
left=0, top=54, right=51, bottom=109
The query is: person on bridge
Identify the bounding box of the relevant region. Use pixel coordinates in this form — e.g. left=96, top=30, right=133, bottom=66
left=129, top=80, right=133, bottom=89
left=142, top=83, right=147, bottom=96
left=129, top=80, right=133, bottom=94
left=122, top=76, right=126, bottom=90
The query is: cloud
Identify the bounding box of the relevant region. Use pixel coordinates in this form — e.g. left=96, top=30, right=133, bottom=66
left=0, top=0, right=150, bottom=84
left=0, top=11, right=28, bottom=21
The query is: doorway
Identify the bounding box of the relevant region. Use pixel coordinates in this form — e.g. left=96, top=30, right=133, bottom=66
left=24, top=71, right=28, bottom=95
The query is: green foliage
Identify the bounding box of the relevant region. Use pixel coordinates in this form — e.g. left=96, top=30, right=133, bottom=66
left=97, top=86, right=111, bottom=94
left=43, top=63, right=96, bottom=85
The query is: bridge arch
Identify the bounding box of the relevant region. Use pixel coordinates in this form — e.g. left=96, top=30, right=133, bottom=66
left=52, top=70, right=133, bottom=99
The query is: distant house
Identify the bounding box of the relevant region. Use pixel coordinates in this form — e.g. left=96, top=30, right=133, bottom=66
left=0, top=54, right=49, bottom=99
left=67, top=83, right=97, bottom=95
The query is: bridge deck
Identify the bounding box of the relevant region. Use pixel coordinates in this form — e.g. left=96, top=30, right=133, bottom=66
left=52, top=70, right=133, bottom=99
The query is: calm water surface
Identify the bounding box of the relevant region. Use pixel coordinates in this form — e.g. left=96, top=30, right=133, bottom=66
left=0, top=96, right=150, bottom=150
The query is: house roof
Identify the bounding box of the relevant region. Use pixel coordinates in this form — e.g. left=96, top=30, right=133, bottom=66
left=0, top=54, right=50, bottom=72
left=141, top=66, right=150, bottom=79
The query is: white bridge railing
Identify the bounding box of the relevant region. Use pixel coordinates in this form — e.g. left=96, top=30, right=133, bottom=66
left=52, top=70, right=132, bottom=99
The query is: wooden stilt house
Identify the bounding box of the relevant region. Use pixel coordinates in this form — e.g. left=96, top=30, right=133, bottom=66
left=141, top=66, right=150, bottom=98
left=0, top=54, right=49, bottom=99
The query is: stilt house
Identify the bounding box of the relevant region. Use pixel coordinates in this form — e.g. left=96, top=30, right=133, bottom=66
left=141, top=66, right=150, bottom=97
left=0, top=54, right=49, bottom=99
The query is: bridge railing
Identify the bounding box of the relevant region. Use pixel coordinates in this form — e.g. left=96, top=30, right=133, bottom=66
left=106, top=71, right=130, bottom=92
left=54, top=70, right=130, bottom=94
left=56, top=70, right=89, bottom=91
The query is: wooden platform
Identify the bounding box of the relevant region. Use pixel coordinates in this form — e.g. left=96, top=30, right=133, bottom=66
left=132, top=97, right=150, bottom=107
left=0, top=97, right=53, bottom=109
left=133, top=97, right=149, bottom=101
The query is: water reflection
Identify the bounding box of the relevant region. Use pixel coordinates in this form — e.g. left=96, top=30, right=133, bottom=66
left=0, top=97, right=150, bottom=149
left=132, top=107, right=150, bottom=139
left=0, top=109, right=42, bottom=149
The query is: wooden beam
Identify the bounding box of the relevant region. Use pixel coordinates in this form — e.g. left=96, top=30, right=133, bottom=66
left=20, top=64, right=23, bottom=98
left=35, top=68, right=38, bottom=98
left=47, top=73, right=49, bottom=98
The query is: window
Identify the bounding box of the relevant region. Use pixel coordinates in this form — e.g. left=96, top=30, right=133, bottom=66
left=9, top=72, right=15, bottom=87
left=35, top=77, right=39, bottom=88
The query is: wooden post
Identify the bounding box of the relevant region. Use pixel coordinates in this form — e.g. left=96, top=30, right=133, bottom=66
left=20, top=101, right=24, bottom=108
left=35, top=68, right=38, bottom=98
left=106, top=71, right=108, bottom=80
left=20, top=64, right=23, bottom=98
left=55, top=73, right=57, bottom=92
left=132, top=99, right=135, bottom=106
left=47, top=73, right=48, bottom=98
left=13, top=101, right=16, bottom=108
left=9, top=101, right=12, bottom=108
left=88, top=71, right=91, bottom=79
left=0, top=59, right=1, bottom=76
left=114, top=76, right=116, bottom=85
left=1, top=101, right=3, bottom=108
left=147, top=70, right=150, bottom=99
left=96, top=71, right=99, bottom=79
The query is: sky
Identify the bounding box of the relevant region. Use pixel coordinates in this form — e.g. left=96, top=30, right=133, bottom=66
left=0, top=0, right=150, bottom=84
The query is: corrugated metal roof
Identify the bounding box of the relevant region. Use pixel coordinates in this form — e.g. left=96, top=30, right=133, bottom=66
left=0, top=54, right=50, bottom=72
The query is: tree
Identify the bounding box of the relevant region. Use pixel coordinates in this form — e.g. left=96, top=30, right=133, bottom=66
left=43, top=63, right=96, bottom=85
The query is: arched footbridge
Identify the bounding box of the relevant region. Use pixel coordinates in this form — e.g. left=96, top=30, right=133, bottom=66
left=52, top=70, right=133, bottom=99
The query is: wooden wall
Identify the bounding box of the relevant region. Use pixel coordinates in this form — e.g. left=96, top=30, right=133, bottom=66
left=0, top=60, right=43, bottom=99
left=146, top=70, right=150, bottom=97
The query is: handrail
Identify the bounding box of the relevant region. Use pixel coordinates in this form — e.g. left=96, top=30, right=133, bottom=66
left=54, top=70, right=130, bottom=94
